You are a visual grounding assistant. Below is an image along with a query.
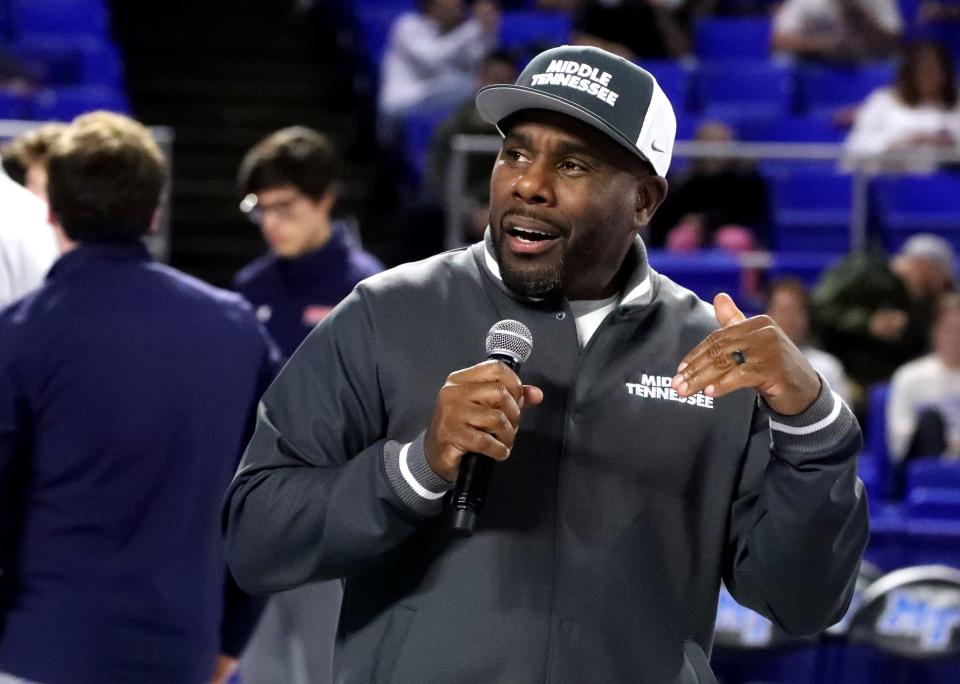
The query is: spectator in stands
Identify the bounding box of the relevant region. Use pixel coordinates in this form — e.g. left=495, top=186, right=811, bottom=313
left=425, top=49, right=518, bottom=202
left=0, top=156, right=58, bottom=307
left=1, top=123, right=67, bottom=204
left=378, top=0, right=500, bottom=136
left=772, top=0, right=903, bottom=63
left=573, top=0, right=692, bottom=59
left=233, top=127, right=383, bottom=684
left=647, top=120, right=769, bottom=250
left=887, top=292, right=960, bottom=467
left=813, top=234, right=957, bottom=401
left=844, top=40, right=960, bottom=172
left=0, top=111, right=276, bottom=684
left=766, top=278, right=852, bottom=404
left=235, top=126, right=384, bottom=360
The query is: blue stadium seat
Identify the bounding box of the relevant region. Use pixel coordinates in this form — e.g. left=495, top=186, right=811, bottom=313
left=907, top=488, right=960, bottom=519
left=401, top=101, right=459, bottom=181
left=9, top=35, right=123, bottom=87
left=693, top=17, right=772, bottom=60
left=697, top=61, right=793, bottom=121
left=8, top=0, right=110, bottom=39
left=646, top=250, right=744, bottom=302
left=353, top=5, right=404, bottom=67
left=907, top=458, right=960, bottom=493
left=872, top=174, right=960, bottom=253
left=769, top=171, right=852, bottom=252
left=863, top=383, right=893, bottom=502
left=32, top=85, right=130, bottom=121
left=0, top=91, right=33, bottom=119
left=796, top=62, right=895, bottom=118
left=737, top=115, right=847, bottom=144
left=636, top=60, right=693, bottom=114
left=498, top=10, right=572, bottom=57
left=767, top=252, right=843, bottom=289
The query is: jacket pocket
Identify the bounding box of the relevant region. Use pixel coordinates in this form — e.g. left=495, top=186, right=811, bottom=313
left=679, top=640, right=717, bottom=684
left=373, top=604, right=417, bottom=683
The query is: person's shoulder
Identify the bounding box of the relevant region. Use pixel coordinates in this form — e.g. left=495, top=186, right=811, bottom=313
left=233, top=252, right=277, bottom=290
left=348, top=247, right=386, bottom=282
left=391, top=10, right=428, bottom=38
left=892, top=353, right=939, bottom=383
left=153, top=263, right=258, bottom=318
left=863, top=87, right=898, bottom=109
left=356, top=246, right=476, bottom=302
left=805, top=345, right=844, bottom=370
left=650, top=271, right=718, bottom=334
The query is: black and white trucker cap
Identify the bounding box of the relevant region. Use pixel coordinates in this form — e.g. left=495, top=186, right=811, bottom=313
left=476, top=45, right=677, bottom=177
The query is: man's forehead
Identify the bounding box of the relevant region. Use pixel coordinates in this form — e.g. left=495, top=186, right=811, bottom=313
left=500, top=109, right=645, bottom=171
left=502, top=109, right=606, bottom=143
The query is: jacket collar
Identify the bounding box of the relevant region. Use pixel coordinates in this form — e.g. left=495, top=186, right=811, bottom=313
left=47, top=239, right=152, bottom=282
left=479, top=228, right=654, bottom=309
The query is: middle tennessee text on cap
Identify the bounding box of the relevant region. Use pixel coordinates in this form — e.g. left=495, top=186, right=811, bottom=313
left=528, top=60, right=620, bottom=107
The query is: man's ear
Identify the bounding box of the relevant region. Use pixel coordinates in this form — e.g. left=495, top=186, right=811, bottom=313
left=318, top=185, right=339, bottom=214
left=148, top=208, right=161, bottom=235
left=635, top=175, right=668, bottom=227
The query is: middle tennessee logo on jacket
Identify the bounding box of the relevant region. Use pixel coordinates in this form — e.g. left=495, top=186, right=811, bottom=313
left=625, top=372, right=715, bottom=408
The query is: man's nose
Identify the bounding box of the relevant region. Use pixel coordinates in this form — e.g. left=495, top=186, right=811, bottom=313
left=513, top=160, right=555, bottom=205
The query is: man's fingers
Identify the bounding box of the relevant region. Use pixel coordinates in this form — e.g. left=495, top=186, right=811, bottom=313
left=521, top=384, right=544, bottom=408
left=676, top=315, right=770, bottom=374
left=447, top=359, right=524, bottom=401
left=673, top=351, right=749, bottom=397
left=713, top=292, right=747, bottom=328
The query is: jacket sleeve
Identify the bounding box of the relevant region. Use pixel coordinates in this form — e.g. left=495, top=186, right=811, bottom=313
left=222, top=289, right=436, bottom=594
left=723, top=377, right=869, bottom=637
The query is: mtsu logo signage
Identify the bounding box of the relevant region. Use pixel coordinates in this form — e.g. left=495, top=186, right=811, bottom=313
left=851, top=565, right=960, bottom=658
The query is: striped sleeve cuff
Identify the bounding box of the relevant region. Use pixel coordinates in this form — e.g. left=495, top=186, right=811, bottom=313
left=761, top=374, right=857, bottom=457
left=383, top=432, right=454, bottom=516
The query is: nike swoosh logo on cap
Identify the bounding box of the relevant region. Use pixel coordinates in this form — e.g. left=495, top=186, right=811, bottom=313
left=651, top=140, right=666, bottom=153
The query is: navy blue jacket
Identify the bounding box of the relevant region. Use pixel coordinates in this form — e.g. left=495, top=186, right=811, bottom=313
left=233, top=223, right=384, bottom=357
left=0, top=241, right=279, bottom=684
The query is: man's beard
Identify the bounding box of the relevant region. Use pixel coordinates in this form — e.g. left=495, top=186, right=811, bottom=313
left=494, top=234, right=565, bottom=300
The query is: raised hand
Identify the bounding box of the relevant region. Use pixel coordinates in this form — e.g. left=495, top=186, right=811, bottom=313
left=671, top=293, right=821, bottom=416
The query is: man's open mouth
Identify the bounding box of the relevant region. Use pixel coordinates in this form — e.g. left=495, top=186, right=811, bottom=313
left=505, top=225, right=560, bottom=244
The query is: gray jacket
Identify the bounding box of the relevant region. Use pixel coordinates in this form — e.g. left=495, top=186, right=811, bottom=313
left=224, top=238, right=869, bottom=684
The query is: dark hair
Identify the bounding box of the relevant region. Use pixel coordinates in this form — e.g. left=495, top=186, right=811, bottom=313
left=766, top=277, right=810, bottom=312
left=895, top=40, right=958, bottom=108
left=237, top=126, right=338, bottom=200
left=46, top=111, right=167, bottom=241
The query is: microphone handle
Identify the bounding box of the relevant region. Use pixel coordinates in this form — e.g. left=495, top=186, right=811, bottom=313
left=449, top=353, right=520, bottom=536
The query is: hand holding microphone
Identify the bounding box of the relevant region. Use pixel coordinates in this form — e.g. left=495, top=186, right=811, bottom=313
left=423, top=320, right=541, bottom=534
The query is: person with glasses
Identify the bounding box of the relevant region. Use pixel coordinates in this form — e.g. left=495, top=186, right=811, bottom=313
left=233, top=126, right=383, bottom=684
left=234, top=126, right=384, bottom=361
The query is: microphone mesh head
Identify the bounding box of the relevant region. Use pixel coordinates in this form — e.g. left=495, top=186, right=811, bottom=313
left=485, top=319, right=533, bottom=365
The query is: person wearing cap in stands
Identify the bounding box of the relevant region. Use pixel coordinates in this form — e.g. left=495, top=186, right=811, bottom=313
left=814, top=233, right=957, bottom=397
left=224, top=45, right=868, bottom=683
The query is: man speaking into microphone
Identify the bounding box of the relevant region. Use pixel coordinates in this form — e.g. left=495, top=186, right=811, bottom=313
left=224, top=45, right=868, bottom=683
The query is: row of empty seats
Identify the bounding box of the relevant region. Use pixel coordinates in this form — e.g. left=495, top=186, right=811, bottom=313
left=0, top=0, right=128, bottom=121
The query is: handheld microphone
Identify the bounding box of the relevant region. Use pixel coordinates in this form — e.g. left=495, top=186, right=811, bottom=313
left=449, top=319, right=533, bottom=536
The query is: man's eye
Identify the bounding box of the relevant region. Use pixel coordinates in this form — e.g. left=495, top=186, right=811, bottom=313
left=504, top=149, right=528, bottom=162
left=560, top=160, right=585, bottom=172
